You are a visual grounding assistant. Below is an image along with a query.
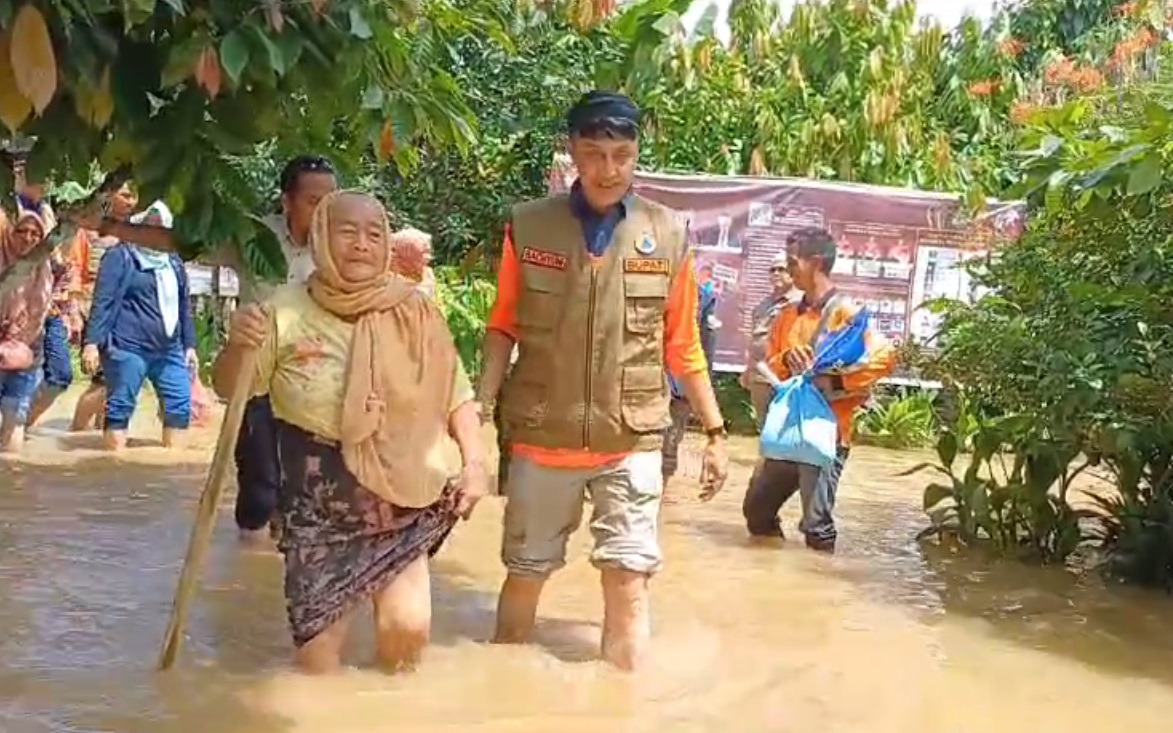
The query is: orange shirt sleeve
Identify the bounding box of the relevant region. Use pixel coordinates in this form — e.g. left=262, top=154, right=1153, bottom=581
left=664, top=250, right=708, bottom=377
left=486, top=225, right=520, bottom=340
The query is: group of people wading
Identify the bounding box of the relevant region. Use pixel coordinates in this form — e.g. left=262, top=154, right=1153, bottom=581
left=2, top=91, right=894, bottom=673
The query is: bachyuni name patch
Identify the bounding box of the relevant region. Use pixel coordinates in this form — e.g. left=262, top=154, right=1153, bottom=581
left=623, top=258, right=670, bottom=274
left=520, top=247, right=568, bottom=270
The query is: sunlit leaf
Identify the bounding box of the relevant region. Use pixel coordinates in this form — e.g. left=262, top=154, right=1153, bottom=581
left=10, top=5, right=58, bottom=114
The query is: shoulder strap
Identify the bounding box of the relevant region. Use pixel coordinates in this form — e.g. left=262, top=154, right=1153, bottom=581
left=810, top=293, right=848, bottom=348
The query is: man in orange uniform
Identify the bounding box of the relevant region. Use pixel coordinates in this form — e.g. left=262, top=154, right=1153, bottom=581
left=477, top=91, right=729, bottom=670
left=745, top=227, right=895, bottom=552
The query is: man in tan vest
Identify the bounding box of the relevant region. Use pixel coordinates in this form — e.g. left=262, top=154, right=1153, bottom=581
left=477, top=91, right=729, bottom=670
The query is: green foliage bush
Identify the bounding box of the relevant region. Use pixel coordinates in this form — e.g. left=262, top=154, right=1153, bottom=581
left=922, top=73, right=1173, bottom=584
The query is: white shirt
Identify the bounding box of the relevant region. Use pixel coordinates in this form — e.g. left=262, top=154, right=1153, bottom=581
left=234, top=214, right=314, bottom=304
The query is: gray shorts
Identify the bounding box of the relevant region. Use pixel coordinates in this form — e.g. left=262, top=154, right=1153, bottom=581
left=501, top=451, right=663, bottom=577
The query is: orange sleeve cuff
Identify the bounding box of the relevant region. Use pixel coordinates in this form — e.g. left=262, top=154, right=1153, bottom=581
left=664, top=251, right=708, bottom=377
left=486, top=227, right=520, bottom=341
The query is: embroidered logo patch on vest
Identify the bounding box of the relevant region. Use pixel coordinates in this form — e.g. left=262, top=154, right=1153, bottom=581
left=520, top=247, right=568, bottom=270
left=623, top=258, right=670, bottom=274
left=635, top=232, right=657, bottom=255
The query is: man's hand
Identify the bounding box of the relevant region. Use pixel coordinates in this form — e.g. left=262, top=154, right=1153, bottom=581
left=699, top=434, right=729, bottom=501
left=81, top=343, right=100, bottom=374
left=227, top=304, right=269, bottom=350
left=452, top=460, right=489, bottom=519
left=783, top=345, right=814, bottom=373
left=185, top=348, right=199, bottom=372
left=738, top=369, right=750, bottom=389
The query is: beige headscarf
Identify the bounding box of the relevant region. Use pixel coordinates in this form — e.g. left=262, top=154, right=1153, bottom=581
left=0, top=209, right=54, bottom=347
left=306, top=191, right=460, bottom=508
left=390, top=226, right=436, bottom=298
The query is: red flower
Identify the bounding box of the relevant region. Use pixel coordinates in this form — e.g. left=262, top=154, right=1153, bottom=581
left=998, top=37, right=1025, bottom=57
left=968, top=79, right=998, bottom=96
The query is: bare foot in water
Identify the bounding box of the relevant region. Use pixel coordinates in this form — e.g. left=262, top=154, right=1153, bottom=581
left=103, top=429, right=127, bottom=452
left=0, top=425, right=25, bottom=454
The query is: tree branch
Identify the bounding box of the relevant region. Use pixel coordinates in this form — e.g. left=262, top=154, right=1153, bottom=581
left=0, top=166, right=131, bottom=301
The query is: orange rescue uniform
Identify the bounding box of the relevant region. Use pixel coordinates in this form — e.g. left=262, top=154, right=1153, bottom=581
left=487, top=226, right=708, bottom=467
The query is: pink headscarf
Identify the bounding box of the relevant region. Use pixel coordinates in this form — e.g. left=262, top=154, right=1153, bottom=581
left=0, top=209, right=54, bottom=346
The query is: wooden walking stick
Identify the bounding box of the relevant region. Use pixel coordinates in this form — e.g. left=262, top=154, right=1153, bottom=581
left=157, top=350, right=260, bottom=670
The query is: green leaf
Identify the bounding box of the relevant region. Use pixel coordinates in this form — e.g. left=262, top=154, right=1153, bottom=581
left=361, top=86, right=385, bottom=111
left=349, top=7, right=374, bottom=40
left=923, top=483, right=953, bottom=512
left=220, top=29, right=251, bottom=85
left=1126, top=154, right=1162, bottom=196
left=276, top=31, right=304, bottom=70
left=249, top=25, right=286, bottom=75
left=693, top=2, right=719, bottom=37
left=936, top=430, right=959, bottom=470
left=161, top=36, right=205, bottom=87
left=651, top=11, right=681, bottom=36
left=123, top=0, right=158, bottom=25
left=1039, top=134, right=1062, bottom=157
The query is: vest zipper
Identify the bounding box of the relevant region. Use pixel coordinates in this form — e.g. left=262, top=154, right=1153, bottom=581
left=583, top=267, right=598, bottom=447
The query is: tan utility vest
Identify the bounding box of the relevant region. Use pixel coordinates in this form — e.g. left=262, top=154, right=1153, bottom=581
left=501, top=193, right=688, bottom=453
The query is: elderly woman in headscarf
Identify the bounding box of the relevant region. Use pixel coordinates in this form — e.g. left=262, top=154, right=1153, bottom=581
left=82, top=200, right=197, bottom=450
left=213, top=191, right=487, bottom=673
left=0, top=209, right=53, bottom=452
left=390, top=226, right=436, bottom=298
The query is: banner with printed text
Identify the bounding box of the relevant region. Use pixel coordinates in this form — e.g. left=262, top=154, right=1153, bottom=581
left=548, top=155, right=1025, bottom=372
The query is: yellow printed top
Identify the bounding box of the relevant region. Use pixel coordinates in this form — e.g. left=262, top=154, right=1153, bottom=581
left=253, top=284, right=474, bottom=442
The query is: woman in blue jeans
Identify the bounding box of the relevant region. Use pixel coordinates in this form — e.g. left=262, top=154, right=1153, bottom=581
left=0, top=210, right=53, bottom=453
left=82, top=201, right=197, bottom=451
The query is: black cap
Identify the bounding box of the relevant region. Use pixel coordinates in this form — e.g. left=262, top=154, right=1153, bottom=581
left=567, top=91, right=640, bottom=140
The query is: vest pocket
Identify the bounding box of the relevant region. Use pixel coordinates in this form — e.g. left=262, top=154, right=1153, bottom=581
left=502, top=368, right=548, bottom=429
left=517, top=284, right=560, bottom=331
left=624, top=273, right=668, bottom=334
left=620, top=364, right=669, bottom=432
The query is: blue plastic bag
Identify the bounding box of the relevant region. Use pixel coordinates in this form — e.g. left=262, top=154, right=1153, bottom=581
left=758, top=307, right=872, bottom=468
left=759, top=374, right=839, bottom=467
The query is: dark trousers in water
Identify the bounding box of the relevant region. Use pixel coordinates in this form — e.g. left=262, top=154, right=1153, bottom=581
left=234, top=395, right=281, bottom=531
left=742, top=447, right=850, bottom=551
left=660, top=396, right=692, bottom=481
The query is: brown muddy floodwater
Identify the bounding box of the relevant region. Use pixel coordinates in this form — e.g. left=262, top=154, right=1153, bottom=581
left=3, top=386, right=1173, bottom=733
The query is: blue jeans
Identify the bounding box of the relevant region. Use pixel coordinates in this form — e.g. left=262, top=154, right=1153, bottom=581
left=0, top=363, right=42, bottom=426
left=742, top=447, right=851, bottom=550
left=41, top=315, right=73, bottom=392
left=102, top=344, right=191, bottom=430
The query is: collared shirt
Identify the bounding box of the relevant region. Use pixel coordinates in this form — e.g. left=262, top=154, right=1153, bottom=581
left=207, top=213, right=312, bottom=304
left=568, top=180, right=635, bottom=257
left=796, top=287, right=840, bottom=315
